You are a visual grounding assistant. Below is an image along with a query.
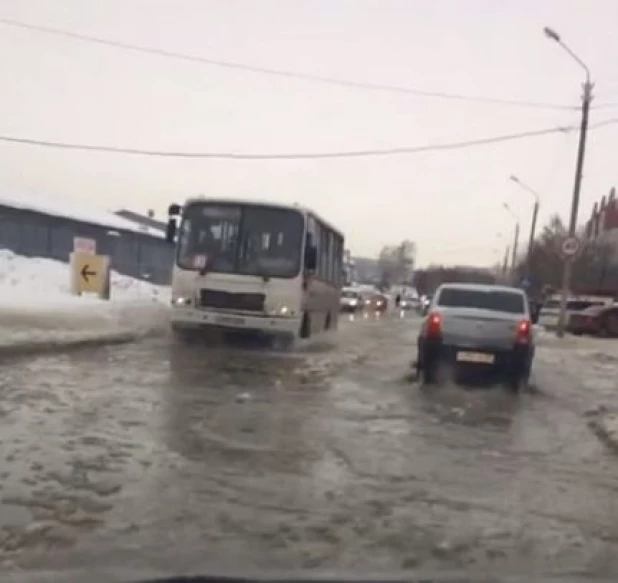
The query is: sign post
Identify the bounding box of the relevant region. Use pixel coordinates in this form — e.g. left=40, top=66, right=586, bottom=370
left=556, top=235, right=583, bottom=337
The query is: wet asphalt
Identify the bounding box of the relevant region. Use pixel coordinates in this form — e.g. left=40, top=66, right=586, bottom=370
left=2, top=311, right=618, bottom=579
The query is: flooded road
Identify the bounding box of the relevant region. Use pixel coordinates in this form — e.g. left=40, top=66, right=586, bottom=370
left=2, top=313, right=618, bottom=579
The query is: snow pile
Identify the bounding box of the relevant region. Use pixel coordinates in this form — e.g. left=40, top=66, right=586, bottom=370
left=0, top=249, right=170, bottom=351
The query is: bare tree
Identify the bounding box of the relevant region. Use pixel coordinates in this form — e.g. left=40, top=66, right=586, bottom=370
left=377, top=240, right=416, bottom=288
left=514, top=213, right=618, bottom=295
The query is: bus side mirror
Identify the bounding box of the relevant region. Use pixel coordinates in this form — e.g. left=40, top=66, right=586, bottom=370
left=165, top=218, right=177, bottom=244
left=305, top=246, right=317, bottom=270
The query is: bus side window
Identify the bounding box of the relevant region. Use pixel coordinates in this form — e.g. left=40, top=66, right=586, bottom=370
left=326, top=231, right=335, bottom=283
left=319, top=223, right=329, bottom=280
left=333, top=235, right=343, bottom=285
left=314, top=222, right=323, bottom=279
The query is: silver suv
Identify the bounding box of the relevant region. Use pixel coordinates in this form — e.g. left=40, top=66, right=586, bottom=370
left=415, top=283, right=536, bottom=390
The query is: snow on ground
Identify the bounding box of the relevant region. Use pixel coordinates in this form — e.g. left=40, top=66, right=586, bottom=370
left=533, top=327, right=618, bottom=452
left=0, top=249, right=170, bottom=351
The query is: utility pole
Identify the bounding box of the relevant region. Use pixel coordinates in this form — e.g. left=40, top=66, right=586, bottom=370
left=544, top=26, right=593, bottom=338
left=509, top=175, right=541, bottom=279
left=556, top=81, right=592, bottom=337
left=502, top=245, right=510, bottom=276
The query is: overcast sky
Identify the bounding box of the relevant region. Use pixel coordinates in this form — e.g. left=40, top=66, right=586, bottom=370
left=0, top=0, right=617, bottom=267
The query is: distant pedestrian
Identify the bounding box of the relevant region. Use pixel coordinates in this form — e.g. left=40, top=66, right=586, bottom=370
left=395, top=293, right=401, bottom=307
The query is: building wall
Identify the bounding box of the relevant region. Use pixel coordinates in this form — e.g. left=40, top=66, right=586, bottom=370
left=0, top=205, right=175, bottom=285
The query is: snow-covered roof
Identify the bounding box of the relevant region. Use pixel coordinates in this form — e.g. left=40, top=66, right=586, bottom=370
left=0, top=188, right=164, bottom=238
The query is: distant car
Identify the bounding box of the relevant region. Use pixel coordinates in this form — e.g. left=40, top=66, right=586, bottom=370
left=340, top=288, right=364, bottom=312
left=369, top=293, right=388, bottom=312
left=415, top=283, right=537, bottom=391
left=567, top=303, right=618, bottom=337
left=399, top=296, right=420, bottom=310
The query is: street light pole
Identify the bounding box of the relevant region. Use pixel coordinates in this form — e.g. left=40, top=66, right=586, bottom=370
left=503, top=245, right=510, bottom=275
left=528, top=200, right=539, bottom=270
left=503, top=202, right=520, bottom=281
left=511, top=222, right=520, bottom=270
left=544, top=26, right=594, bottom=338
left=509, top=175, right=541, bottom=277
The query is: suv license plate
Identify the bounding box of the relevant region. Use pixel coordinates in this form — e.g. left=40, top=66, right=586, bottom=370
left=456, top=351, right=495, bottom=364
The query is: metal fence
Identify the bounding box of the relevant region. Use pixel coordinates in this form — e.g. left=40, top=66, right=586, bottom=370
left=0, top=204, right=175, bottom=285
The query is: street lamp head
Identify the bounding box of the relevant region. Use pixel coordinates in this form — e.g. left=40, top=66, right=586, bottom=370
left=509, top=175, right=519, bottom=183
left=543, top=26, right=561, bottom=43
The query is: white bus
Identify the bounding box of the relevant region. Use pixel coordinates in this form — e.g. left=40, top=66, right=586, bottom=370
left=165, top=197, right=345, bottom=345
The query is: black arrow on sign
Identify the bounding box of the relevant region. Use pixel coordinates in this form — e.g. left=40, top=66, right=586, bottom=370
left=80, top=264, right=97, bottom=282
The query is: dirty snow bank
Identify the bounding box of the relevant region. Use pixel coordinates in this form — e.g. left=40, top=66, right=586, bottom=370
left=585, top=406, right=618, bottom=452
left=0, top=250, right=170, bottom=350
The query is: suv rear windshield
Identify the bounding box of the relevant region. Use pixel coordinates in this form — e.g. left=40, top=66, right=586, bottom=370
left=437, top=287, right=525, bottom=314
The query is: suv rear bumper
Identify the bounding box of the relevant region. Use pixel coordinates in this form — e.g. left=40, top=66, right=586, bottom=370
left=417, top=337, right=533, bottom=371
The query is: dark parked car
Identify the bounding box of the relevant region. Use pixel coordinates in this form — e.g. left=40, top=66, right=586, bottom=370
left=567, top=304, right=618, bottom=337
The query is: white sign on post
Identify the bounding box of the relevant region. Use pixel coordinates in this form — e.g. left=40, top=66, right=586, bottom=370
left=73, top=237, right=97, bottom=255
left=560, top=236, right=582, bottom=260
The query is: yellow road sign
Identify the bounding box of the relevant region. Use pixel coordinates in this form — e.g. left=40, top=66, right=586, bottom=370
left=70, top=252, right=111, bottom=299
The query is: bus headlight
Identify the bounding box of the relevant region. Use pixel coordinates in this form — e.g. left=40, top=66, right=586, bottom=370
left=172, top=297, right=192, bottom=306
left=269, top=306, right=292, bottom=316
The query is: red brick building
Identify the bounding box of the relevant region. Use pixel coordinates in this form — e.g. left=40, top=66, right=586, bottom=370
left=585, top=187, right=618, bottom=241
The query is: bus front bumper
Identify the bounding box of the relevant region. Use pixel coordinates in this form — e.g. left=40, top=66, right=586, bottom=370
left=170, top=306, right=301, bottom=336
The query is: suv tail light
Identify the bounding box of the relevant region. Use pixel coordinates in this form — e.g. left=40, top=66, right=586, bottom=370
left=426, top=312, right=442, bottom=338
left=515, top=319, right=531, bottom=344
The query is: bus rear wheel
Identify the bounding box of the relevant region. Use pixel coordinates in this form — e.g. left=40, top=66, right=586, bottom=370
left=172, top=327, right=200, bottom=344
left=300, top=312, right=311, bottom=339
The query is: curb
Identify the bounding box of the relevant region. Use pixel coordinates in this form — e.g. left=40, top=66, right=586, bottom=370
left=0, top=332, right=137, bottom=359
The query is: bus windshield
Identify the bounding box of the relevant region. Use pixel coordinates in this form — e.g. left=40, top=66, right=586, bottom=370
left=177, top=203, right=305, bottom=278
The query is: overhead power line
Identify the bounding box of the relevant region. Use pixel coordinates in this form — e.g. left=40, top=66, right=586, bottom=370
left=0, top=118, right=615, bottom=160
left=0, top=16, right=580, bottom=111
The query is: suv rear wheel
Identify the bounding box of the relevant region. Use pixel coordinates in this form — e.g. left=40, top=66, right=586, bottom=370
left=505, top=364, right=530, bottom=392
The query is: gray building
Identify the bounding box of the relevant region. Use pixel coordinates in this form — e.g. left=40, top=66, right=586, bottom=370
left=0, top=190, right=174, bottom=285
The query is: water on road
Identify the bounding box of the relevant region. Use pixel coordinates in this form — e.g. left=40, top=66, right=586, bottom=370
left=2, top=312, right=618, bottom=579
